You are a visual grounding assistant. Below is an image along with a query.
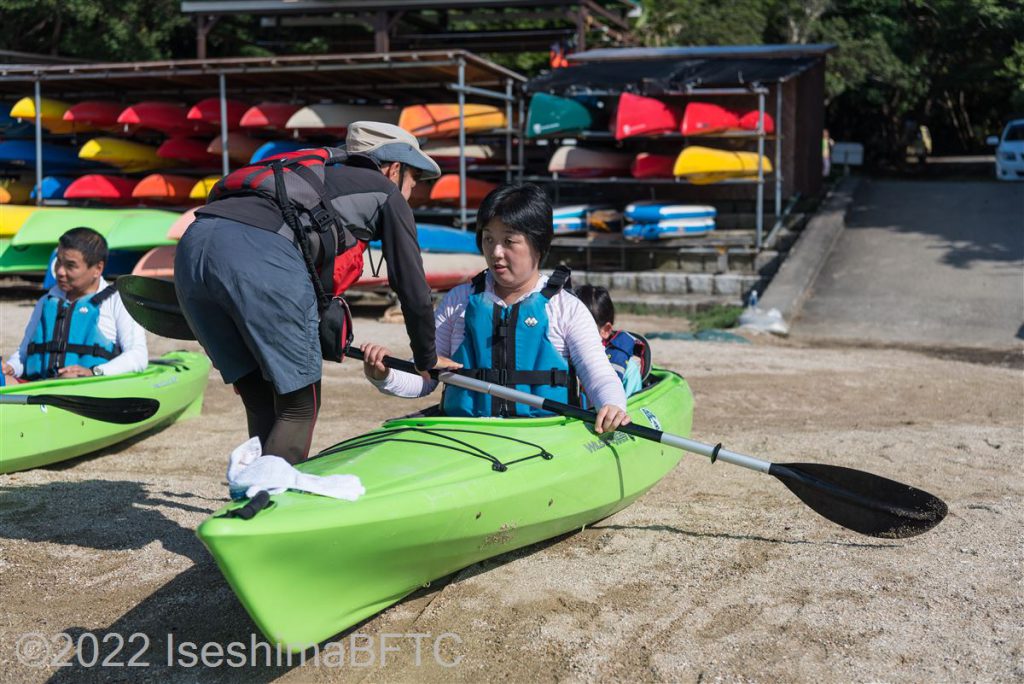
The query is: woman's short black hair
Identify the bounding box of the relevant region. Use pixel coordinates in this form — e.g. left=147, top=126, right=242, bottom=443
left=58, top=227, right=108, bottom=267
left=475, top=183, right=553, bottom=259
left=576, top=284, right=615, bottom=327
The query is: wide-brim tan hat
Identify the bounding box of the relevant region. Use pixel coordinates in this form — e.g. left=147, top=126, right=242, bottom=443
left=337, top=120, right=442, bottom=180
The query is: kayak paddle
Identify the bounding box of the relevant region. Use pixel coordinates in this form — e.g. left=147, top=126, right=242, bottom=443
left=116, top=275, right=196, bottom=340
left=347, top=348, right=948, bottom=540
left=116, top=274, right=948, bottom=538
left=0, top=393, right=160, bottom=424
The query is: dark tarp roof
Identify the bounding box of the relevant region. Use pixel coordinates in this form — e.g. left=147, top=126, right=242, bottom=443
left=0, top=50, right=523, bottom=101
left=525, top=56, right=822, bottom=95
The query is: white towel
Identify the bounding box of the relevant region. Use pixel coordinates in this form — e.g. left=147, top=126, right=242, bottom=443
left=226, top=437, right=366, bottom=501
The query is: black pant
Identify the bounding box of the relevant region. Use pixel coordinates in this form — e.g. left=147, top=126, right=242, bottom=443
left=234, top=370, right=322, bottom=464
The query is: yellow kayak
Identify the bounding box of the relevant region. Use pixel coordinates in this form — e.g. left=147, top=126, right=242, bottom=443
left=78, top=137, right=173, bottom=173
left=9, top=97, right=83, bottom=134
left=0, top=205, right=43, bottom=237
left=673, top=146, right=773, bottom=180
left=0, top=178, right=32, bottom=205
left=189, top=175, right=220, bottom=200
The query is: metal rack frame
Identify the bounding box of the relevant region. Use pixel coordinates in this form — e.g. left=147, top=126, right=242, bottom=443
left=0, top=50, right=527, bottom=226
left=527, top=83, right=782, bottom=249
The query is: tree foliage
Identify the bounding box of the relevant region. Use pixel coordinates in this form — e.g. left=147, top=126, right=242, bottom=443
left=636, top=0, right=1022, bottom=159
left=1, top=0, right=1017, bottom=160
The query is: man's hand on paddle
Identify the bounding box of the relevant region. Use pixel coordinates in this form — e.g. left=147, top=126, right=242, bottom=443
left=594, top=405, right=631, bottom=434
left=361, top=343, right=461, bottom=382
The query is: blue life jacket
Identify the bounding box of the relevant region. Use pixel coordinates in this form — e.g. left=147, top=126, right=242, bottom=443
left=443, top=267, right=575, bottom=418
left=24, top=287, right=120, bottom=380
left=605, top=330, right=637, bottom=380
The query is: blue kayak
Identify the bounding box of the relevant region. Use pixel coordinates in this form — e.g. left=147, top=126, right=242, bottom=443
left=0, top=140, right=108, bottom=173
left=371, top=223, right=477, bottom=254
left=624, top=217, right=716, bottom=240
left=625, top=202, right=717, bottom=223
left=249, top=140, right=308, bottom=163
left=30, top=176, right=74, bottom=200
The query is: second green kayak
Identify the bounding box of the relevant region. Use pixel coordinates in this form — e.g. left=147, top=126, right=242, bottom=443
left=0, top=351, right=210, bottom=473
left=198, top=369, right=693, bottom=649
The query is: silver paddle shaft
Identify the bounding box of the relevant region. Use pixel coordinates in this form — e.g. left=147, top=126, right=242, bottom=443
left=437, top=371, right=773, bottom=474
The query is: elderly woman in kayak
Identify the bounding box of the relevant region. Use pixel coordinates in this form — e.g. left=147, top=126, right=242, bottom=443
left=362, top=183, right=630, bottom=434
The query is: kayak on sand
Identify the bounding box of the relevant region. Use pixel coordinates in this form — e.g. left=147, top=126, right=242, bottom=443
left=197, top=369, right=693, bottom=649
left=0, top=351, right=210, bottom=474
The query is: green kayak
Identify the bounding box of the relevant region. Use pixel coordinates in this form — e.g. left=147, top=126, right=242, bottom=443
left=525, top=92, right=593, bottom=139
left=0, top=351, right=210, bottom=473
left=198, top=369, right=693, bottom=649
left=10, top=208, right=177, bottom=251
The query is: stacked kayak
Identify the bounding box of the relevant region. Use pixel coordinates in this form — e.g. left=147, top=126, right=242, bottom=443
left=399, top=104, right=506, bottom=138
left=0, top=351, right=210, bottom=473
left=623, top=202, right=717, bottom=241
left=198, top=369, right=693, bottom=648
left=525, top=93, right=593, bottom=138
left=552, top=204, right=622, bottom=235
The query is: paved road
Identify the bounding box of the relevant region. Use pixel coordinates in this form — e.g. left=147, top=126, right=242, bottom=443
left=794, top=179, right=1024, bottom=349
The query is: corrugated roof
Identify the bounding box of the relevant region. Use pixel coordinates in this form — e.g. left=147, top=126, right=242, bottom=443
left=525, top=56, right=822, bottom=95
left=0, top=50, right=524, bottom=100
left=569, top=44, right=836, bottom=62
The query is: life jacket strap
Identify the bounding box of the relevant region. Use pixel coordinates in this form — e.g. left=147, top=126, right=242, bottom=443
left=455, top=368, right=569, bottom=387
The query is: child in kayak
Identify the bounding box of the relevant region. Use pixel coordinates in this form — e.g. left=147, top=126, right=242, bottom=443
left=361, top=182, right=630, bottom=434
left=575, top=284, right=647, bottom=399
left=2, top=227, right=147, bottom=383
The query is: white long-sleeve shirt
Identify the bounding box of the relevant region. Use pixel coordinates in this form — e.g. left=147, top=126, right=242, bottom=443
left=7, top=278, right=148, bottom=378
left=371, top=271, right=627, bottom=410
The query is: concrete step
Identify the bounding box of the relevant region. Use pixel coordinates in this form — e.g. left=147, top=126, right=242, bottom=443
left=573, top=270, right=764, bottom=298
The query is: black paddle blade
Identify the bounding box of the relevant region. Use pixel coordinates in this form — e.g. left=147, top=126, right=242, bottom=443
left=116, top=275, right=196, bottom=340
left=768, top=462, right=947, bottom=539
left=30, top=394, right=160, bottom=424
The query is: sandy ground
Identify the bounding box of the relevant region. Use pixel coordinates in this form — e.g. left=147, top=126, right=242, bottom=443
left=0, top=297, right=1021, bottom=682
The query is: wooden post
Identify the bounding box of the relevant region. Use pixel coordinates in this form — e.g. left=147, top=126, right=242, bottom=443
left=374, top=11, right=390, bottom=53
left=196, top=16, right=218, bottom=60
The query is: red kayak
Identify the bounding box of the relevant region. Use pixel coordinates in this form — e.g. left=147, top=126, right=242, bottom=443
left=187, top=98, right=248, bottom=128
left=156, top=137, right=221, bottom=166
left=681, top=103, right=741, bottom=136
left=62, top=101, right=123, bottom=128
left=428, top=175, right=497, bottom=208
left=63, top=175, right=139, bottom=205
left=117, top=101, right=215, bottom=136
left=614, top=93, right=682, bottom=140
left=131, top=174, right=199, bottom=204
left=631, top=152, right=677, bottom=178
left=239, top=102, right=302, bottom=130
left=738, top=110, right=775, bottom=134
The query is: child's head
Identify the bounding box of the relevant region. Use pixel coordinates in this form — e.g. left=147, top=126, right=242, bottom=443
left=576, top=284, right=615, bottom=341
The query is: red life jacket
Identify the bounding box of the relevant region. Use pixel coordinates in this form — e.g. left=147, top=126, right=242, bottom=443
left=208, top=147, right=365, bottom=300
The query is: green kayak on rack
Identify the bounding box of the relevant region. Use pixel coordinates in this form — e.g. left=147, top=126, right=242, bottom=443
left=10, top=207, right=178, bottom=251
left=525, top=92, right=594, bottom=138
left=198, top=369, right=693, bottom=650
left=0, top=351, right=210, bottom=473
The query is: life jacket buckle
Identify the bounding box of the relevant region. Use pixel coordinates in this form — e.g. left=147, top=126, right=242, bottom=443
left=310, top=207, right=335, bottom=234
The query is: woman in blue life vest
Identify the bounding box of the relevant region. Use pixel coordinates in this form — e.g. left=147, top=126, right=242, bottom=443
left=2, top=228, right=147, bottom=383
left=575, top=284, right=647, bottom=400
left=361, top=183, right=631, bottom=434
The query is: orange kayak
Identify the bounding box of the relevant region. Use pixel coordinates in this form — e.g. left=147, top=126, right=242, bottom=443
left=132, top=174, right=199, bottom=204
left=428, top=174, right=497, bottom=208
left=399, top=104, right=506, bottom=138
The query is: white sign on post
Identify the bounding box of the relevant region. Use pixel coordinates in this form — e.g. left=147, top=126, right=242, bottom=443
left=832, top=142, right=864, bottom=166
